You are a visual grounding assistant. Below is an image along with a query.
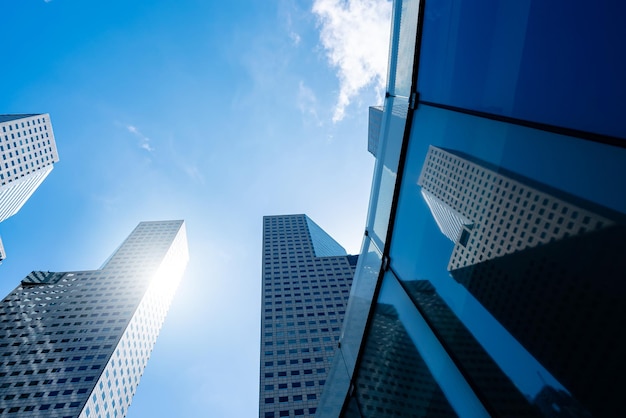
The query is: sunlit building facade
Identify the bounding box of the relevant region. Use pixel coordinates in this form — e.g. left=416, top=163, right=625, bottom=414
left=259, top=215, right=356, bottom=418
left=0, top=220, right=188, bottom=417
left=318, top=0, right=626, bottom=416
left=0, top=114, right=59, bottom=223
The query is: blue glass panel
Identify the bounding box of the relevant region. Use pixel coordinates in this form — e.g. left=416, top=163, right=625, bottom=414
left=317, top=236, right=382, bottom=416
left=354, top=272, right=490, bottom=417
left=366, top=97, right=408, bottom=250
left=389, top=103, right=625, bottom=416
left=417, top=0, right=626, bottom=138
left=386, top=0, right=421, bottom=98
left=338, top=236, right=382, bottom=373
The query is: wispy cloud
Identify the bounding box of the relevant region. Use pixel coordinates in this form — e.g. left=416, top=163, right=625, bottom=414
left=312, top=0, right=392, bottom=122
left=289, top=31, right=301, bottom=46
left=285, top=13, right=301, bottom=46
left=297, top=81, right=320, bottom=123
left=183, top=164, right=205, bottom=184
left=126, top=125, right=154, bottom=152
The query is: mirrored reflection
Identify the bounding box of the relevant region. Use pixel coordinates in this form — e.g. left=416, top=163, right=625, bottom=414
left=404, top=280, right=568, bottom=417
left=339, top=237, right=383, bottom=373
left=386, top=0, right=421, bottom=98
left=368, top=97, right=408, bottom=250
left=417, top=145, right=623, bottom=416
left=387, top=119, right=625, bottom=415
left=352, top=302, right=457, bottom=417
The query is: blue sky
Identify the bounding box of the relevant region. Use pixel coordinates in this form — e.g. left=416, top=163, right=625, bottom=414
left=0, top=0, right=391, bottom=416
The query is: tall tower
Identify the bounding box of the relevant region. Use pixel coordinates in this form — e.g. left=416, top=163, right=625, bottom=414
left=259, top=215, right=357, bottom=418
left=0, top=220, right=188, bottom=417
left=0, top=114, right=59, bottom=223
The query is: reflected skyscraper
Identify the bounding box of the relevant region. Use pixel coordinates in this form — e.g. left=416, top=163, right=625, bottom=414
left=259, top=215, right=356, bottom=418
left=419, top=146, right=624, bottom=416
left=351, top=302, right=456, bottom=418
left=0, top=220, right=188, bottom=417
left=418, top=146, right=614, bottom=271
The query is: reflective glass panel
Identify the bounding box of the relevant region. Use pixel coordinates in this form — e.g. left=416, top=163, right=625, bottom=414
left=350, top=272, right=490, bottom=417
left=390, top=103, right=625, bottom=416
left=417, top=0, right=626, bottom=138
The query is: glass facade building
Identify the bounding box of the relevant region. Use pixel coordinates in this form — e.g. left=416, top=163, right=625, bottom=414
left=259, top=215, right=357, bottom=418
left=318, top=0, right=626, bottom=417
left=0, top=220, right=188, bottom=417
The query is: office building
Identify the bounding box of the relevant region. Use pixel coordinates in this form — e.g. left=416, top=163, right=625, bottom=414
left=259, top=215, right=357, bottom=418
left=0, top=220, right=188, bottom=417
left=367, top=106, right=383, bottom=158
left=0, top=114, right=59, bottom=223
left=418, top=145, right=615, bottom=270
left=318, top=0, right=626, bottom=416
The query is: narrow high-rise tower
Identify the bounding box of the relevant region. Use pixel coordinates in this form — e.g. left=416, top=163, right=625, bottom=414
left=259, top=215, right=357, bottom=418
left=0, top=220, right=188, bottom=417
left=0, top=114, right=59, bottom=223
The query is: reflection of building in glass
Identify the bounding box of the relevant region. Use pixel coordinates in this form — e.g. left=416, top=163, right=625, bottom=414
left=419, top=146, right=624, bottom=416
left=403, top=280, right=542, bottom=417
left=451, top=225, right=625, bottom=417
left=259, top=215, right=357, bottom=418
left=0, top=220, right=188, bottom=417
left=353, top=303, right=456, bottom=418
left=418, top=145, right=614, bottom=270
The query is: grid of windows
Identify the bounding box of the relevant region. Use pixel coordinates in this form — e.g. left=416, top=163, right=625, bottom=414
left=418, top=146, right=613, bottom=270
left=259, top=215, right=356, bottom=418
left=0, top=221, right=188, bottom=417
left=0, top=114, right=59, bottom=223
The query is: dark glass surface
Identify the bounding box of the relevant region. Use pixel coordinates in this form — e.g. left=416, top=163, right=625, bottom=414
left=390, top=105, right=625, bottom=415
left=352, top=302, right=457, bottom=418
left=348, top=272, right=492, bottom=417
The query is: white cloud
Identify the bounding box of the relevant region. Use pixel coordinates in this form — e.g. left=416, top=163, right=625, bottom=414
left=126, top=125, right=154, bottom=152
left=312, top=0, right=392, bottom=122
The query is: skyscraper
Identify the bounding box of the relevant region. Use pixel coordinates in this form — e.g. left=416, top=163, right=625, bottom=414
left=317, top=0, right=626, bottom=416
left=417, top=145, right=615, bottom=271
left=0, top=114, right=59, bottom=223
left=0, top=220, right=188, bottom=417
left=259, top=215, right=356, bottom=418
